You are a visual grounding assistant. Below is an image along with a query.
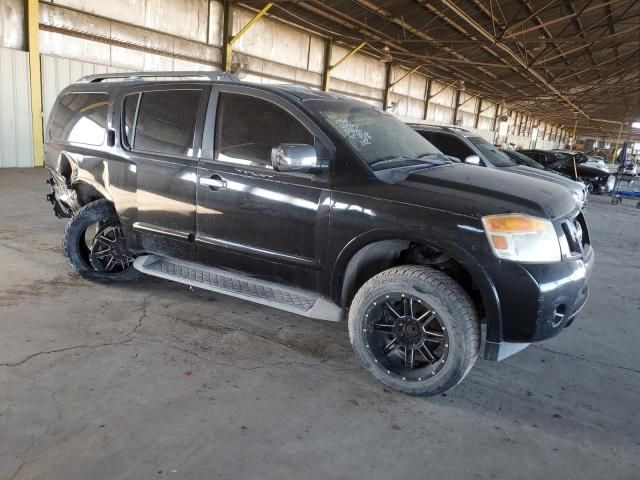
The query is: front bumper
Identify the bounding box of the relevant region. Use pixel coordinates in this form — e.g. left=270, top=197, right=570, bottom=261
left=483, top=243, right=594, bottom=361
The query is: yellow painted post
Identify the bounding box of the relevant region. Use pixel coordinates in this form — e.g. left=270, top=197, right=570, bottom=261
left=26, top=0, right=43, bottom=167
left=223, top=2, right=273, bottom=72
left=323, top=42, right=367, bottom=92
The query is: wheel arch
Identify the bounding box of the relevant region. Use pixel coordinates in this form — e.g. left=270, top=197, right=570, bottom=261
left=332, top=229, right=502, bottom=342
left=71, top=180, right=112, bottom=206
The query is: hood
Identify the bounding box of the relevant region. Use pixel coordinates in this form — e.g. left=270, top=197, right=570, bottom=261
left=578, top=163, right=611, bottom=176
left=505, top=165, right=583, bottom=192
left=395, top=163, right=576, bottom=220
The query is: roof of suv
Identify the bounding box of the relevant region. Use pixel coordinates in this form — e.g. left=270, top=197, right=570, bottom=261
left=70, top=70, right=352, bottom=103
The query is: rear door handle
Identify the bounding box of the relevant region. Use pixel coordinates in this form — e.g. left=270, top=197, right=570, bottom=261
left=200, top=174, right=227, bottom=191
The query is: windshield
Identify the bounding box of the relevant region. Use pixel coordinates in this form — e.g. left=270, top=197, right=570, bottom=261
left=503, top=149, right=545, bottom=170
left=305, top=99, right=447, bottom=170
left=466, top=136, right=516, bottom=167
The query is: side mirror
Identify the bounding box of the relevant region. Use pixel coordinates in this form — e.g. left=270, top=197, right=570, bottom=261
left=464, top=155, right=481, bottom=165
left=271, top=144, right=324, bottom=173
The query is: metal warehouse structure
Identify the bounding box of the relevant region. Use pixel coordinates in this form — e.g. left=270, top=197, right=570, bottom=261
left=0, top=0, right=638, bottom=168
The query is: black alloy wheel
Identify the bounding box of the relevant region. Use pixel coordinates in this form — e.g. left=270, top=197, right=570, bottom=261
left=63, top=199, right=141, bottom=283
left=348, top=266, right=480, bottom=396
left=363, top=293, right=449, bottom=381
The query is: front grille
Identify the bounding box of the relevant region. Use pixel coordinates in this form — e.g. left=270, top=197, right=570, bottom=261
left=561, top=212, right=589, bottom=256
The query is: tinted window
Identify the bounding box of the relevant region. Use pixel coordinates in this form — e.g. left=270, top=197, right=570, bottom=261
left=134, top=90, right=201, bottom=155
left=306, top=100, right=444, bottom=170
left=423, top=132, right=474, bottom=161
left=215, top=93, right=314, bottom=168
left=122, top=93, right=140, bottom=149
left=467, top=136, right=516, bottom=167
left=49, top=93, right=109, bottom=145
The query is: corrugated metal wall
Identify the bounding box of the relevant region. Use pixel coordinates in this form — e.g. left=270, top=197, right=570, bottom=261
left=1, top=0, right=571, bottom=168
left=0, top=47, right=34, bottom=168
left=0, top=0, right=25, bottom=50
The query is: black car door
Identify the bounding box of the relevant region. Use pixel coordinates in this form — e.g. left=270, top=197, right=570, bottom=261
left=119, top=86, right=210, bottom=261
left=195, top=86, right=334, bottom=291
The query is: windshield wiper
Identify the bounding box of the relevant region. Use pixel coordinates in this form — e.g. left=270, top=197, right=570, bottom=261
left=369, top=154, right=447, bottom=168
left=369, top=155, right=414, bottom=167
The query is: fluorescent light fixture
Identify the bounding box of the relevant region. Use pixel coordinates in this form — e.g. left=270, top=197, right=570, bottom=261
left=632, top=121, right=640, bottom=128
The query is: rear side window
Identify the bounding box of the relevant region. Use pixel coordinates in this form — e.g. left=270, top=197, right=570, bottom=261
left=215, top=92, right=314, bottom=168
left=130, top=90, right=201, bottom=156
left=49, top=92, right=109, bottom=145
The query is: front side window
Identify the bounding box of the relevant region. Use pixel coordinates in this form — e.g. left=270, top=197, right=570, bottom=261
left=215, top=92, right=314, bottom=169
left=49, top=92, right=109, bottom=145
left=133, top=90, right=201, bottom=155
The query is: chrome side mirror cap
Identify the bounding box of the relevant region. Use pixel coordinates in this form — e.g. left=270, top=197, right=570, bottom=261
left=271, top=144, right=325, bottom=173
left=464, top=155, right=481, bottom=165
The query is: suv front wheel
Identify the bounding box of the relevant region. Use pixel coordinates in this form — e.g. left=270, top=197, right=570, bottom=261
left=348, top=265, right=480, bottom=396
left=63, top=199, right=141, bottom=283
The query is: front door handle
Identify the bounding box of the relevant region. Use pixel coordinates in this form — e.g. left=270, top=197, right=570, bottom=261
left=200, top=174, right=227, bottom=191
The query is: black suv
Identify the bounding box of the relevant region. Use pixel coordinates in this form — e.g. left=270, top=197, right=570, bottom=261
left=410, top=125, right=588, bottom=209
left=44, top=72, right=594, bottom=396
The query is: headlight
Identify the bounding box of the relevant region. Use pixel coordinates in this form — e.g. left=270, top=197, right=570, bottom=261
left=482, top=214, right=561, bottom=263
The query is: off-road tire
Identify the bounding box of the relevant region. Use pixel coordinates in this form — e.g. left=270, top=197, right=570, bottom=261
left=348, top=265, right=480, bottom=396
left=63, top=199, right=141, bottom=283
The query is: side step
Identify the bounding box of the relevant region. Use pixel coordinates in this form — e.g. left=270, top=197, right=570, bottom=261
left=134, top=255, right=344, bottom=322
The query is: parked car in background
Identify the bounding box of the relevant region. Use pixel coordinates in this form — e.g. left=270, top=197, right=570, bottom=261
left=500, top=149, right=587, bottom=205
left=44, top=72, right=594, bottom=396
left=586, top=157, right=608, bottom=170
left=553, top=149, right=610, bottom=173
left=409, top=125, right=588, bottom=209
left=519, top=149, right=615, bottom=194
left=500, top=148, right=547, bottom=170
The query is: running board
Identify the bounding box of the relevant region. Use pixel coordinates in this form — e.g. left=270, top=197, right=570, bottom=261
left=134, top=255, right=344, bottom=322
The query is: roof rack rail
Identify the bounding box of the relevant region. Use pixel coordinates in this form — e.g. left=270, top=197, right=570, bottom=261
left=76, top=71, right=240, bottom=84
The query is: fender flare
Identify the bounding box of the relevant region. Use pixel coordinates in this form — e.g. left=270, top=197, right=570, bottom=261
left=331, top=228, right=503, bottom=343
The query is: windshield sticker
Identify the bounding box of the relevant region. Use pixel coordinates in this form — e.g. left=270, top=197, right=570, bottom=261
left=320, top=111, right=372, bottom=147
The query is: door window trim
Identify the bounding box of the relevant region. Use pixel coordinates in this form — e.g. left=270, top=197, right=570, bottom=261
left=118, top=85, right=210, bottom=160
left=202, top=85, right=335, bottom=177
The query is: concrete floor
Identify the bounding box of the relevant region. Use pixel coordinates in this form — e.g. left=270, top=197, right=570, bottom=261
left=1, top=168, right=639, bottom=480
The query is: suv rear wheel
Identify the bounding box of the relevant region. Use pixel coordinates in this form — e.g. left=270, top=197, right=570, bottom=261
left=348, top=265, right=480, bottom=396
left=63, top=199, right=141, bottom=283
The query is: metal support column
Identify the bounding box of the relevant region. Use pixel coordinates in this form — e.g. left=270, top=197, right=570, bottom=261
left=612, top=122, right=624, bottom=164
left=223, top=2, right=273, bottom=72
left=423, top=78, right=432, bottom=121
left=382, top=63, right=392, bottom=110
left=452, top=88, right=461, bottom=125
left=474, top=97, right=483, bottom=129
left=26, top=0, right=43, bottom=167
left=323, top=41, right=366, bottom=92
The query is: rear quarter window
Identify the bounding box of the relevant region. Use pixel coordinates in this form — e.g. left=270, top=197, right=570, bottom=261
left=49, top=92, right=109, bottom=145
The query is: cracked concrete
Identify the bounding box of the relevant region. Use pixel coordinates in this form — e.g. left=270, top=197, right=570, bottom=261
left=1, top=168, right=639, bottom=480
